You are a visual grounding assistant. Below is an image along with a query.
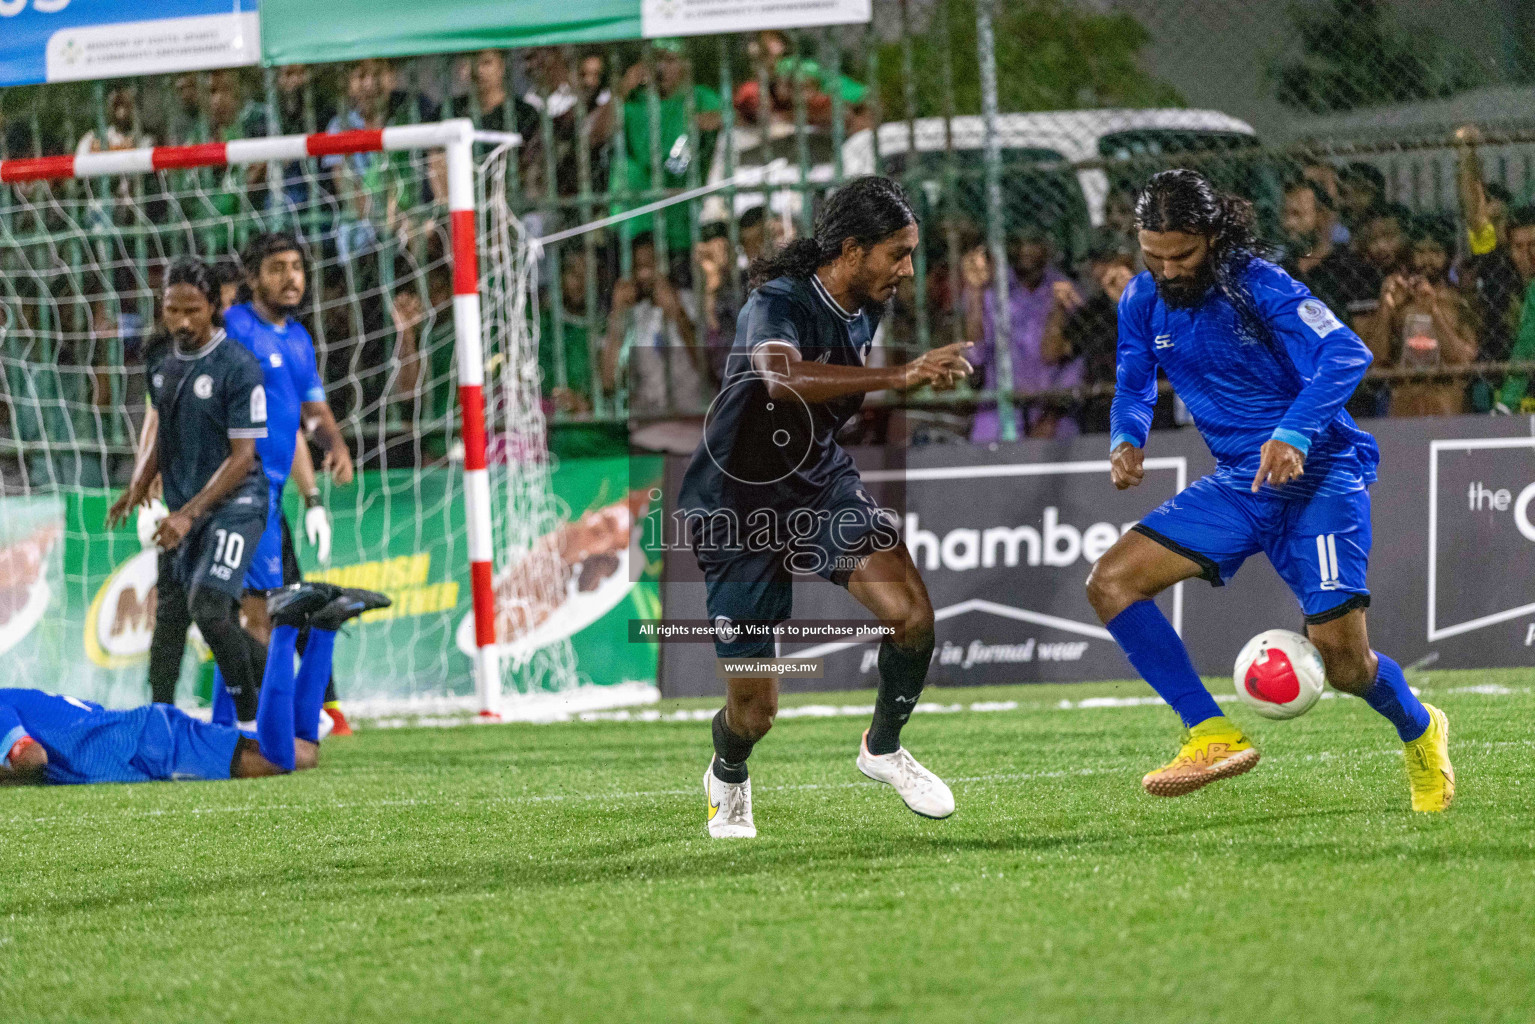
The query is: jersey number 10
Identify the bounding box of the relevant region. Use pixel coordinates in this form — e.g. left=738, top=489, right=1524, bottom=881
left=212, top=529, right=245, bottom=570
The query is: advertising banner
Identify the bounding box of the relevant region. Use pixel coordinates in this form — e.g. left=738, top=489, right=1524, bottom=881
left=657, top=414, right=1535, bottom=697
left=640, top=0, right=871, bottom=40
left=0, top=0, right=260, bottom=88
left=259, top=0, right=869, bottom=67
left=0, top=455, right=660, bottom=709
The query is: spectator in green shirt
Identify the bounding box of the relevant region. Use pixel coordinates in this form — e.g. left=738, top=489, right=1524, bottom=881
left=538, top=246, right=601, bottom=417
left=594, top=39, right=722, bottom=258
left=1498, top=274, right=1535, bottom=413
left=734, top=30, right=871, bottom=132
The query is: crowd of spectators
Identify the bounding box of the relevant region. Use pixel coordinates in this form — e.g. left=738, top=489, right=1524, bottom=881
left=4, top=44, right=1535, bottom=455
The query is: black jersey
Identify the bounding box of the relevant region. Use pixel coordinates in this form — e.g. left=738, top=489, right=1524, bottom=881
left=678, top=274, right=880, bottom=513
left=146, top=329, right=269, bottom=512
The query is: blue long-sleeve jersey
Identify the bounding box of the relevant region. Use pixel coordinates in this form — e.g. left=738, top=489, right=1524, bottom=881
left=1110, top=258, right=1379, bottom=500
left=1, top=689, right=240, bottom=784
left=224, top=303, right=327, bottom=491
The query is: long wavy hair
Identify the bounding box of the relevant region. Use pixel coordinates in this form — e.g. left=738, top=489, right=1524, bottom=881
left=1135, top=169, right=1279, bottom=349
left=748, top=175, right=916, bottom=289
left=164, top=256, right=224, bottom=327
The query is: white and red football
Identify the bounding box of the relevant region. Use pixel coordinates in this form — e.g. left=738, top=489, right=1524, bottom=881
left=1233, top=629, right=1326, bottom=720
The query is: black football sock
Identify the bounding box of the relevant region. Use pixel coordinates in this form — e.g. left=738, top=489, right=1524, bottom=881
left=867, top=629, right=935, bottom=755
left=189, top=588, right=261, bottom=722
left=711, top=708, right=754, bottom=784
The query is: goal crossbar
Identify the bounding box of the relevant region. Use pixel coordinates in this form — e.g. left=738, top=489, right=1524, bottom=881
left=0, top=118, right=512, bottom=712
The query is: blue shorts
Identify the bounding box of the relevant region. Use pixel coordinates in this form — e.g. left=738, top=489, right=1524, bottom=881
left=245, top=481, right=287, bottom=592
left=1135, top=475, right=1371, bottom=624
left=692, top=481, right=901, bottom=658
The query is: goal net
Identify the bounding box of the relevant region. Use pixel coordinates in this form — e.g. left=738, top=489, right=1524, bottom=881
left=0, top=120, right=647, bottom=719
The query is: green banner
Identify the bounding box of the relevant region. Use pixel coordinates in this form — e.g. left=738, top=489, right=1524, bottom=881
left=0, top=455, right=660, bottom=709
left=259, top=0, right=641, bottom=66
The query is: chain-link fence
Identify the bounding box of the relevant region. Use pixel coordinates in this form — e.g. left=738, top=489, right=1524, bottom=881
left=4, top=0, right=1535, bottom=474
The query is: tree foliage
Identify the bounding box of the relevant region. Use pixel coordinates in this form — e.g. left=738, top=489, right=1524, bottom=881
left=876, top=0, right=1184, bottom=118
left=1268, top=0, right=1483, bottom=113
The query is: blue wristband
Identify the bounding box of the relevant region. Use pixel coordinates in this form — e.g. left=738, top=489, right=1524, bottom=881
left=1270, top=428, right=1311, bottom=456
left=1110, top=433, right=1140, bottom=453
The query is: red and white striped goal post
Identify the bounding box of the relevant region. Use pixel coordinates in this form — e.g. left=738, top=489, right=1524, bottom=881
left=0, top=119, right=517, bottom=715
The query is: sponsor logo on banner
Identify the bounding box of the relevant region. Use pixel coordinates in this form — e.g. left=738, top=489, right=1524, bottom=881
left=0, top=2, right=73, bottom=17
left=784, top=458, right=1188, bottom=684
left=641, top=0, right=871, bottom=39
left=454, top=492, right=649, bottom=660
left=1427, top=437, right=1535, bottom=641
left=84, top=547, right=159, bottom=667
left=0, top=523, right=61, bottom=657
left=1, top=0, right=260, bottom=88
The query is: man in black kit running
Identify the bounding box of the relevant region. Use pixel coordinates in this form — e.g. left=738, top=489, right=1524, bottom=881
left=677, top=176, right=974, bottom=838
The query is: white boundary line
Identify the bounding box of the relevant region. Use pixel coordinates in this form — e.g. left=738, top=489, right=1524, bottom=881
left=13, top=730, right=1533, bottom=828
left=358, top=681, right=1530, bottom=729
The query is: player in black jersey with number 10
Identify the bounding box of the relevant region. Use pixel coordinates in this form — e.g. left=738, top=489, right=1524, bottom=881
left=108, top=257, right=272, bottom=718
left=677, top=177, right=974, bottom=838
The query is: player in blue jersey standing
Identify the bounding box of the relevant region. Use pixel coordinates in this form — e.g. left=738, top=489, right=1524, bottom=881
left=1085, top=169, right=1455, bottom=812
left=677, top=177, right=975, bottom=837
left=214, top=233, right=354, bottom=729
left=0, top=582, right=385, bottom=786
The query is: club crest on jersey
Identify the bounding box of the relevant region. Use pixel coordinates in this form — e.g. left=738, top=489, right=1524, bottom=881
left=1154, top=333, right=1174, bottom=350
left=152, top=373, right=164, bottom=389
left=193, top=374, right=213, bottom=399
left=269, top=353, right=284, bottom=368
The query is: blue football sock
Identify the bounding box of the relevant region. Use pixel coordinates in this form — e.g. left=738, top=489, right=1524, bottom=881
left=1106, top=600, right=1225, bottom=728
left=293, top=628, right=337, bottom=744
left=255, top=624, right=300, bottom=772
left=1362, top=652, right=1430, bottom=742
left=210, top=668, right=236, bottom=726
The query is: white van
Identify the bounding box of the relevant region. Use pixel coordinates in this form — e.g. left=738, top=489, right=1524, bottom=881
left=702, top=108, right=1268, bottom=253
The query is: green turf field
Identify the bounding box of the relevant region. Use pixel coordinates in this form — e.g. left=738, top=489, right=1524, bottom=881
left=4, top=670, right=1534, bottom=1023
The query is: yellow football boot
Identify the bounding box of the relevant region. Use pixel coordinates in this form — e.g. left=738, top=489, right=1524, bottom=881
left=1142, top=716, right=1260, bottom=797
left=1403, top=704, right=1455, bottom=813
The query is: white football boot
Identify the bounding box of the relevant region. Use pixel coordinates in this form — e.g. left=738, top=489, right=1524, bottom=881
left=856, top=730, right=956, bottom=819
left=704, top=758, right=757, bottom=838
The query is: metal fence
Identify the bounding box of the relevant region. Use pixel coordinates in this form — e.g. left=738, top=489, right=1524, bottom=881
left=4, top=0, right=1535, bottom=480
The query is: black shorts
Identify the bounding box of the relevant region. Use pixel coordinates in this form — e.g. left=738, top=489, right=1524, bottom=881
left=692, top=482, right=900, bottom=659
left=173, top=493, right=268, bottom=600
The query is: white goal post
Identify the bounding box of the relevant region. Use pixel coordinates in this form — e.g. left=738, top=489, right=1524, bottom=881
left=0, top=119, right=575, bottom=716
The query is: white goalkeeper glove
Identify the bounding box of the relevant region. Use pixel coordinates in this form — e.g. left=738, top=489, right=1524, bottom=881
left=136, top=498, right=168, bottom=550
left=304, top=493, right=333, bottom=565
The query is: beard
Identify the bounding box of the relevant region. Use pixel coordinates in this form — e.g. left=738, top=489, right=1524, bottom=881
left=261, top=291, right=304, bottom=316
left=1150, top=260, right=1216, bottom=309
left=171, top=328, right=199, bottom=347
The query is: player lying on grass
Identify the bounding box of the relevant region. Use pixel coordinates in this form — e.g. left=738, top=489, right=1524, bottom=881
left=676, top=176, right=975, bottom=838
left=1086, top=168, right=1455, bottom=812
left=0, top=582, right=386, bottom=786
